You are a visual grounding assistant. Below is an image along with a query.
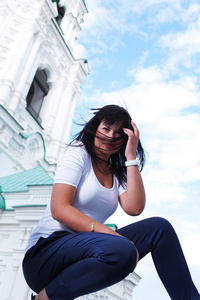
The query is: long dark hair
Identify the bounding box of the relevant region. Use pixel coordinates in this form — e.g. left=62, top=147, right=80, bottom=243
left=72, top=105, right=146, bottom=187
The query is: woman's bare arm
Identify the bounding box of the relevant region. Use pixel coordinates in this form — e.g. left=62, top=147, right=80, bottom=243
left=51, top=183, right=124, bottom=236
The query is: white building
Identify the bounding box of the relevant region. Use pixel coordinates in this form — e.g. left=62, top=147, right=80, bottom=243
left=0, top=1, right=141, bottom=299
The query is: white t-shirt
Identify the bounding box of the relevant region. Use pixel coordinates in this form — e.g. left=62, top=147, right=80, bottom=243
left=26, top=143, right=126, bottom=252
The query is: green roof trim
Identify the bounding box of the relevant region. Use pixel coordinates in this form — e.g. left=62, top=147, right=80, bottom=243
left=12, top=204, right=47, bottom=208
left=105, top=224, right=118, bottom=231
left=51, top=18, right=89, bottom=67
left=25, top=107, right=44, bottom=129
left=0, top=167, right=53, bottom=193
left=0, top=193, right=5, bottom=210
left=20, top=132, right=32, bottom=139
left=51, top=17, right=74, bottom=59
left=0, top=104, right=24, bottom=130
left=20, top=131, right=46, bottom=153
left=20, top=131, right=56, bottom=167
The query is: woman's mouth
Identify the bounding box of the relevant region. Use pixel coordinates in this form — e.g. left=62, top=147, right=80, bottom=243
left=103, top=142, right=117, bottom=149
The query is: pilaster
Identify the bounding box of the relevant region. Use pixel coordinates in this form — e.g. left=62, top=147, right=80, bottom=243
left=45, top=81, right=76, bottom=163
left=6, top=33, right=41, bottom=115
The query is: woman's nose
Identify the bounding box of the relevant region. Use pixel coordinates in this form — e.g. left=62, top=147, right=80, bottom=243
left=107, top=131, right=114, bottom=139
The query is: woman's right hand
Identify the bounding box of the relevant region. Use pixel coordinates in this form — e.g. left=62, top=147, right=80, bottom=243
left=123, top=121, right=139, bottom=161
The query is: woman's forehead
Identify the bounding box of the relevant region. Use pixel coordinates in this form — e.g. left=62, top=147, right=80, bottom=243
left=101, top=119, right=124, bottom=129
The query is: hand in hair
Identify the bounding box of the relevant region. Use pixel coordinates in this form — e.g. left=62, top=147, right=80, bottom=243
left=123, top=121, right=139, bottom=161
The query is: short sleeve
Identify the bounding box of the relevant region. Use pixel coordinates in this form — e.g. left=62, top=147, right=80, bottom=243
left=54, top=143, right=87, bottom=187
left=118, top=183, right=127, bottom=196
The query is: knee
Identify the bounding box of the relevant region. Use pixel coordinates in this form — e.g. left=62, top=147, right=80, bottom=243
left=114, top=237, right=138, bottom=274
left=152, top=217, right=175, bottom=233
left=149, top=217, right=178, bottom=244
left=99, top=236, right=137, bottom=273
left=117, top=237, right=137, bottom=267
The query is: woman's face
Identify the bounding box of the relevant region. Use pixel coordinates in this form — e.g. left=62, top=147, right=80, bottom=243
left=94, top=120, right=124, bottom=159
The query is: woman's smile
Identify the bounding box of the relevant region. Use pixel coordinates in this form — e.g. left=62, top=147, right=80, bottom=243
left=94, top=120, right=124, bottom=158
left=103, top=141, right=118, bottom=149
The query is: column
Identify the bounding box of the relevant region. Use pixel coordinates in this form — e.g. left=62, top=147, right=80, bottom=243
left=0, top=29, right=34, bottom=106
left=6, top=34, right=41, bottom=115
left=61, top=13, right=75, bottom=42
left=46, top=82, right=74, bottom=163
left=41, top=80, right=66, bottom=135
left=59, top=87, right=77, bottom=155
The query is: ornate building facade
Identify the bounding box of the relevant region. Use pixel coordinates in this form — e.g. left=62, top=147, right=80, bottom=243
left=0, top=1, right=141, bottom=299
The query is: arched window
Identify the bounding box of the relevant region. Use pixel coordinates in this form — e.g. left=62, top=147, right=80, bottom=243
left=26, top=69, right=49, bottom=122
left=55, top=0, right=65, bottom=24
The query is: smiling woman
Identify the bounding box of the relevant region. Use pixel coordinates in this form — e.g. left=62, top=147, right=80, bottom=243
left=95, top=121, right=124, bottom=155
left=22, top=105, right=200, bottom=300
left=74, top=105, right=145, bottom=188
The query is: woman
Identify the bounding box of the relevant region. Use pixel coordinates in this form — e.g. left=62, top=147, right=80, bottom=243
left=23, top=105, right=200, bottom=300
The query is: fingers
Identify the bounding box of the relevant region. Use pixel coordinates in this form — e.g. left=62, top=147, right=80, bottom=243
left=131, top=121, right=139, bottom=138
left=123, top=121, right=139, bottom=160
left=123, top=121, right=139, bottom=139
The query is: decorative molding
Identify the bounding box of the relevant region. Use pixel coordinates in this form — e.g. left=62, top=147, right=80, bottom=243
left=0, top=2, right=140, bottom=299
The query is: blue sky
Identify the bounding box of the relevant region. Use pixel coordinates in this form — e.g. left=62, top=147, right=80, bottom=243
left=72, top=1, right=200, bottom=299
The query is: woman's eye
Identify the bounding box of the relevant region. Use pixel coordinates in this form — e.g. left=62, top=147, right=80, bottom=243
left=103, top=127, right=109, bottom=131
left=116, top=131, right=123, bottom=137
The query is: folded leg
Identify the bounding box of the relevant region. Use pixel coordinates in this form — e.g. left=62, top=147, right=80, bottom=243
left=117, top=217, right=200, bottom=300
left=23, top=231, right=138, bottom=300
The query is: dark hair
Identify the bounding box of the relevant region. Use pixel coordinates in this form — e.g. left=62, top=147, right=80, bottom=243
left=72, top=105, right=146, bottom=187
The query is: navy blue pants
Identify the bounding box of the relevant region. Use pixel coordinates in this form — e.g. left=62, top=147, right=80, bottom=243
left=23, top=217, right=200, bottom=300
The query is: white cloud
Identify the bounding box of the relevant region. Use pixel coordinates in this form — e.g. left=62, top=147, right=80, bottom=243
left=80, top=1, right=133, bottom=38
left=121, top=67, right=200, bottom=204
left=179, top=2, right=200, bottom=23
left=169, top=217, right=200, bottom=265
left=121, top=66, right=200, bottom=122
left=79, top=63, right=200, bottom=207
left=119, top=0, right=182, bottom=15
left=75, top=0, right=200, bottom=79
left=162, top=18, right=200, bottom=52
left=159, top=4, right=200, bottom=71
left=75, top=2, right=200, bottom=298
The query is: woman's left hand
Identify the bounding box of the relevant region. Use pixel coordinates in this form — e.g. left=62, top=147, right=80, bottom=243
left=123, top=121, right=139, bottom=160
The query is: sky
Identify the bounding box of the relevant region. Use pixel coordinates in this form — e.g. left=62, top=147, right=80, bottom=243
left=72, top=1, right=200, bottom=299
